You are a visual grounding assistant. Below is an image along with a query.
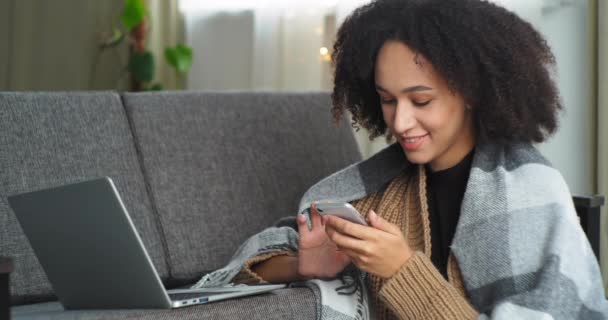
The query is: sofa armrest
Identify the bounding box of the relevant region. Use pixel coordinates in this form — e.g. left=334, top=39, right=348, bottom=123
left=573, top=195, right=605, bottom=260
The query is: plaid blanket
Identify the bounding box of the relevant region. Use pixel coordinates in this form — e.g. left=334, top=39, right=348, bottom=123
left=194, top=142, right=608, bottom=319
left=191, top=222, right=371, bottom=319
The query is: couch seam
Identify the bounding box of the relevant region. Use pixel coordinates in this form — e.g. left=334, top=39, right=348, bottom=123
left=119, top=92, right=174, bottom=279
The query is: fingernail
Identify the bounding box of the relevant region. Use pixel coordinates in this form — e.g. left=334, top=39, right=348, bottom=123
left=369, top=210, right=377, bottom=219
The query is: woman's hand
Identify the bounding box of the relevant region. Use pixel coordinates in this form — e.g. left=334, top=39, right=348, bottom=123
left=297, top=203, right=352, bottom=279
left=324, top=210, right=413, bottom=279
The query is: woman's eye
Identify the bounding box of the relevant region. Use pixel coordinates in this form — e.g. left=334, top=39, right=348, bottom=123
left=380, top=98, right=396, bottom=105
left=413, top=100, right=431, bottom=107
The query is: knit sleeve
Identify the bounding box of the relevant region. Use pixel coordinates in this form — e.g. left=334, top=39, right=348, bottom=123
left=379, top=251, right=479, bottom=319
left=232, top=250, right=294, bottom=284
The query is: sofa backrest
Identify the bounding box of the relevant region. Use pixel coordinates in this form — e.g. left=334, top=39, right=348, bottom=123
left=122, top=92, right=362, bottom=283
left=0, top=92, right=169, bottom=304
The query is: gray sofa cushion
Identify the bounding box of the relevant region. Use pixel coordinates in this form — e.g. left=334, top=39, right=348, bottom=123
left=122, top=92, right=362, bottom=282
left=0, top=92, right=168, bottom=304
left=11, top=287, right=316, bottom=319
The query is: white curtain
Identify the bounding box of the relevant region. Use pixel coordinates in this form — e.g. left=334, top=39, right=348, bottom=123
left=180, top=0, right=345, bottom=91
left=251, top=4, right=326, bottom=91
left=147, top=0, right=186, bottom=90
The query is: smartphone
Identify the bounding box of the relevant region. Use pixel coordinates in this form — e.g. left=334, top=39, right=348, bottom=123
left=313, top=201, right=368, bottom=226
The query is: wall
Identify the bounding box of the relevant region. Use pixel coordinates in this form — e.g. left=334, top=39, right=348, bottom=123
left=0, top=0, right=9, bottom=90
left=0, top=0, right=129, bottom=91
left=598, top=0, right=608, bottom=290
left=535, top=0, right=595, bottom=195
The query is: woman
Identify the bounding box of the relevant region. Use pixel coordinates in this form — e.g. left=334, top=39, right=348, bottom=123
left=199, top=0, right=608, bottom=319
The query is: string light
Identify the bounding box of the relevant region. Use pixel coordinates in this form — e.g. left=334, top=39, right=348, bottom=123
left=320, top=47, right=331, bottom=62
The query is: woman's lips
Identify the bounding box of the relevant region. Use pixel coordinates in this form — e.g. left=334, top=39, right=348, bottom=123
left=400, top=134, right=428, bottom=151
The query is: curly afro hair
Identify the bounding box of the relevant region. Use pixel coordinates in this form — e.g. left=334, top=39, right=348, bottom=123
left=331, top=0, right=562, bottom=145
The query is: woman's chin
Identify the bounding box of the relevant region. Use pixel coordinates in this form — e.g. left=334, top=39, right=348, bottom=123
left=403, top=149, right=431, bottom=165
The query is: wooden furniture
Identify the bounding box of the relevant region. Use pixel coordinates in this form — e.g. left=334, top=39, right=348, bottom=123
left=573, top=195, right=605, bottom=260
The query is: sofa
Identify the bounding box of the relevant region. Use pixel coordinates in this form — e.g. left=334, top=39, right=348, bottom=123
left=0, top=91, right=362, bottom=319
left=1, top=91, right=604, bottom=319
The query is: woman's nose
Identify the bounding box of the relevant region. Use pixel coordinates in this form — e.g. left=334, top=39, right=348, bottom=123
left=392, top=103, right=416, bottom=134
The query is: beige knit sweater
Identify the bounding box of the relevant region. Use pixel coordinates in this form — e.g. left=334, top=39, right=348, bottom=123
left=238, top=165, right=479, bottom=319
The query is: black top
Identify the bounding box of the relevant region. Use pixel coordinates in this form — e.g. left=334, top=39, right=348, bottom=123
left=425, top=149, right=474, bottom=280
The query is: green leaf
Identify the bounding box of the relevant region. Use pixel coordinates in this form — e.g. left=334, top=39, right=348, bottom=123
left=128, top=51, right=155, bottom=83
left=148, top=83, right=163, bottom=91
left=164, top=44, right=193, bottom=73
left=121, top=0, right=146, bottom=31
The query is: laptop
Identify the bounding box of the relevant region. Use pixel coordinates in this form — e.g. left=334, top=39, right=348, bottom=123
left=7, top=177, right=285, bottom=309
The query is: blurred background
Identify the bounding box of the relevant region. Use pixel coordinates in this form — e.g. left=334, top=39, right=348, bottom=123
left=1, top=0, right=607, bottom=289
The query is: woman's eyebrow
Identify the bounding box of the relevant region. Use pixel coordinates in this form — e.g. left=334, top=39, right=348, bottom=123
left=375, top=84, right=433, bottom=93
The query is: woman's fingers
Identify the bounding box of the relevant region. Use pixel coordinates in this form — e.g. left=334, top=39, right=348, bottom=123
left=297, top=212, right=311, bottom=235
left=325, top=215, right=371, bottom=240
left=309, top=203, right=324, bottom=229
left=326, top=224, right=367, bottom=254
left=298, top=203, right=323, bottom=234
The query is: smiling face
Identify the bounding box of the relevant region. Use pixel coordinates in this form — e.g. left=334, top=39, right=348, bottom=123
left=374, top=40, right=476, bottom=172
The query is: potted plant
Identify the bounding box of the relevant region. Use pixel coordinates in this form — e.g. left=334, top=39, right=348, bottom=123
left=98, top=0, right=193, bottom=91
